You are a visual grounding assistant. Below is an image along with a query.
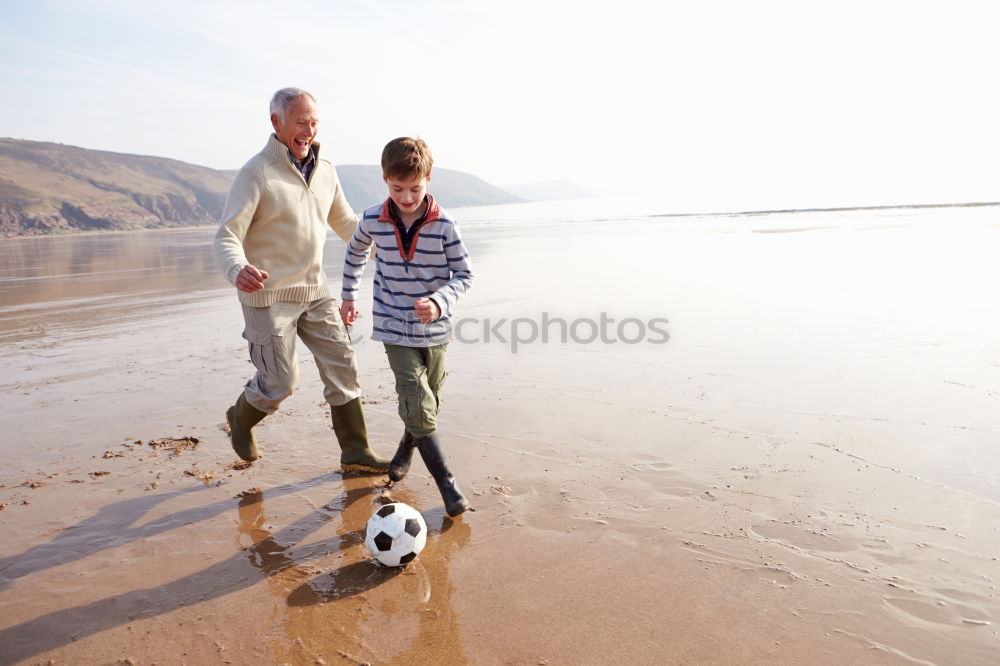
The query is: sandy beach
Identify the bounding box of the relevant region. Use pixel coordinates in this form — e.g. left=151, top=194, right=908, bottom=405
left=2, top=200, right=999, bottom=664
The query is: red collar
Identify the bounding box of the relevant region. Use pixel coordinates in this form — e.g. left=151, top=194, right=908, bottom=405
left=377, top=194, right=440, bottom=224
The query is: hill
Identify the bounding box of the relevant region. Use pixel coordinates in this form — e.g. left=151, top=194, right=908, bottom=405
left=0, top=139, right=234, bottom=236
left=340, top=164, right=523, bottom=209
left=0, top=139, right=521, bottom=237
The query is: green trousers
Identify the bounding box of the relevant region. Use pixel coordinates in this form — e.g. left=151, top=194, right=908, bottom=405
left=384, top=343, right=448, bottom=438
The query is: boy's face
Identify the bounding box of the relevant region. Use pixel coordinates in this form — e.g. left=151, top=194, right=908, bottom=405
left=385, top=173, right=431, bottom=215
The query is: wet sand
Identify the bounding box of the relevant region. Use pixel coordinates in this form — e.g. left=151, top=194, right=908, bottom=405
left=2, top=203, right=1000, bottom=664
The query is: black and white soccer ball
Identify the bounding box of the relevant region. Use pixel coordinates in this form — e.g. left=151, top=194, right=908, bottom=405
left=364, top=502, right=428, bottom=567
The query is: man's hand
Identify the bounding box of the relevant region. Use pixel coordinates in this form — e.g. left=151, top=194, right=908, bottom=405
left=340, top=299, right=359, bottom=325
left=415, top=297, right=441, bottom=323
left=236, top=265, right=269, bottom=293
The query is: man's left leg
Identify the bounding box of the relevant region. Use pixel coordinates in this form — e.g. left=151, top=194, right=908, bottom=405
left=297, top=296, right=388, bottom=473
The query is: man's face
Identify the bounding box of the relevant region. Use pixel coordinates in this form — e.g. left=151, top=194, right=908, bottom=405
left=384, top=173, right=431, bottom=215
left=271, top=95, right=318, bottom=160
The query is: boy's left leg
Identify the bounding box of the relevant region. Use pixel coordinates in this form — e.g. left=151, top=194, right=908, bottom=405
left=385, top=344, right=469, bottom=515
left=413, top=432, right=471, bottom=517
left=384, top=343, right=448, bottom=439
left=424, top=343, right=448, bottom=415
left=297, top=296, right=388, bottom=473
left=383, top=344, right=429, bottom=482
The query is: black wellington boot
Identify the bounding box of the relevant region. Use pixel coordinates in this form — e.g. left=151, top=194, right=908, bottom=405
left=388, top=430, right=416, bottom=482
left=414, top=433, right=471, bottom=517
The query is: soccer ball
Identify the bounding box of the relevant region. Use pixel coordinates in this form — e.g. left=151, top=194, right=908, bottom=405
left=364, top=502, right=428, bottom=567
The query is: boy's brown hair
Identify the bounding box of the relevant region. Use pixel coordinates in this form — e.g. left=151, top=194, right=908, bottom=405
left=381, top=137, right=433, bottom=180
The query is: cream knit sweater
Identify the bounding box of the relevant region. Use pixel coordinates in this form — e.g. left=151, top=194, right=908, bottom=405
left=213, top=134, right=358, bottom=307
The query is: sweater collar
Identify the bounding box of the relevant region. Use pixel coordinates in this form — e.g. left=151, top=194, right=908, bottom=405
left=265, top=133, right=322, bottom=164
left=378, top=193, right=440, bottom=224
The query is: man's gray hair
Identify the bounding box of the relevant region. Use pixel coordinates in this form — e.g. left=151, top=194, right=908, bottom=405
left=270, top=87, right=315, bottom=119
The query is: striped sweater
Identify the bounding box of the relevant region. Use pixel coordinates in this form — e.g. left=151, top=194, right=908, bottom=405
left=341, top=195, right=474, bottom=347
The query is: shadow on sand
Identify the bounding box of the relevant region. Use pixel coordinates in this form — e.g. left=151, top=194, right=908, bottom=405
left=0, top=470, right=351, bottom=591
left=0, top=473, right=403, bottom=664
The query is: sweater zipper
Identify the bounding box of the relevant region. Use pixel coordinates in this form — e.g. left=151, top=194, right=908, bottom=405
left=399, top=220, right=426, bottom=274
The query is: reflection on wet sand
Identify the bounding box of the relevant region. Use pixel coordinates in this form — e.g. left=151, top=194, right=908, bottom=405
left=0, top=227, right=352, bottom=343
left=0, top=470, right=473, bottom=664
left=0, top=229, right=221, bottom=306
left=237, top=478, right=471, bottom=664
left=0, top=228, right=229, bottom=345
left=0, top=472, right=389, bottom=663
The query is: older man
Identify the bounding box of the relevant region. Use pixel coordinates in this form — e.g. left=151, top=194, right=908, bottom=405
left=213, top=87, right=389, bottom=473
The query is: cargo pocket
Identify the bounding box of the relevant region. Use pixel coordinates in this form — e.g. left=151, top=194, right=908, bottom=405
left=428, top=370, right=448, bottom=413
left=242, top=327, right=278, bottom=376
left=398, top=383, right=422, bottom=431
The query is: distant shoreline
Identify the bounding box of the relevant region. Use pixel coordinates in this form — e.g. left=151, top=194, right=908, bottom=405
left=3, top=199, right=998, bottom=240
left=645, top=199, right=1000, bottom=220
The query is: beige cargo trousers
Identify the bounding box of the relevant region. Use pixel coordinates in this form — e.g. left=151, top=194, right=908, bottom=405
left=240, top=296, right=361, bottom=412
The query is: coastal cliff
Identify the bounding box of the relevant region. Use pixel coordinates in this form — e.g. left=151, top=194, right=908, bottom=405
left=0, top=139, right=522, bottom=237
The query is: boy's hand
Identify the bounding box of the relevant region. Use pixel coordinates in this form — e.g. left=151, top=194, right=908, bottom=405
left=340, top=299, right=359, bottom=325
left=415, top=298, right=441, bottom=323
left=236, top=264, right=269, bottom=293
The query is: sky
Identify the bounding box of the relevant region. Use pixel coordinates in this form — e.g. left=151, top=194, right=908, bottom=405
left=1, top=0, right=997, bottom=212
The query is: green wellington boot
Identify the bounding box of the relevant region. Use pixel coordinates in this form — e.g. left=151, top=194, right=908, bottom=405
left=226, top=393, right=266, bottom=462
left=414, top=433, right=471, bottom=517
left=330, top=398, right=389, bottom=473
left=387, top=430, right=416, bottom=482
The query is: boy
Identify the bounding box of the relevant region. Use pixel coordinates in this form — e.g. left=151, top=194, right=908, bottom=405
left=340, top=137, right=474, bottom=517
